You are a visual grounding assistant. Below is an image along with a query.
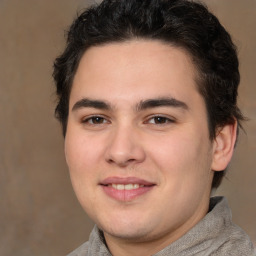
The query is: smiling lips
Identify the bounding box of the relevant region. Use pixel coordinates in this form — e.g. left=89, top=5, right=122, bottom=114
left=109, top=183, right=144, bottom=190
left=100, top=177, right=155, bottom=201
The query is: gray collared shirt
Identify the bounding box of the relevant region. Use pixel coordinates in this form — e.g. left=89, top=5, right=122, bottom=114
left=67, top=197, right=256, bottom=256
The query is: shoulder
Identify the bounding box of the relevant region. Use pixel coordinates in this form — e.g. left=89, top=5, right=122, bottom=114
left=208, top=197, right=255, bottom=255
left=211, top=223, right=256, bottom=256
left=67, top=241, right=89, bottom=256
left=66, top=226, right=111, bottom=256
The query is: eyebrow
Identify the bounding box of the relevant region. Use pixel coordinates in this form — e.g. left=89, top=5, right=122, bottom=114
left=72, top=97, right=189, bottom=112
left=136, top=97, right=189, bottom=111
left=72, top=98, right=111, bottom=111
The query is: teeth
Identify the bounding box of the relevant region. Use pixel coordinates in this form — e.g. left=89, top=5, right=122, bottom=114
left=117, top=184, right=124, bottom=190
left=110, top=184, right=143, bottom=190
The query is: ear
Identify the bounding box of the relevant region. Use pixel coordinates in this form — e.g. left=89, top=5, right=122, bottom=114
left=211, top=121, right=237, bottom=171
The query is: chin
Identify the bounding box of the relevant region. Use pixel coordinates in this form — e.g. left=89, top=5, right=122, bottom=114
left=103, top=224, right=152, bottom=241
left=99, top=214, right=163, bottom=243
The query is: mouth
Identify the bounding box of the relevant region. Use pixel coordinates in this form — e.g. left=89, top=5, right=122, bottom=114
left=105, top=183, right=146, bottom=190
left=99, top=177, right=155, bottom=201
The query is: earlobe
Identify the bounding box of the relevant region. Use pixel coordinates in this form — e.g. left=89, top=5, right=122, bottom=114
left=211, top=121, right=237, bottom=171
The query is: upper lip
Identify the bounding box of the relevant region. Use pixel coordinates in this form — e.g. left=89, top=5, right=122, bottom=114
left=100, top=176, right=155, bottom=186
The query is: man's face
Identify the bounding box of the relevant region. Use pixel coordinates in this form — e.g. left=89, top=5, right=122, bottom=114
left=65, top=40, right=216, bottom=245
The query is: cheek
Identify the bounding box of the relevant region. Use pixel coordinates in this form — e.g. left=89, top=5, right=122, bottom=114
left=147, top=129, right=212, bottom=181
left=147, top=132, right=213, bottom=215
left=148, top=134, right=197, bottom=167
left=64, top=132, right=100, bottom=207
left=65, top=130, right=103, bottom=172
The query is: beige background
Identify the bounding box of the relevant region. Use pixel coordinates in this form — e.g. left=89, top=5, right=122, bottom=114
left=0, top=0, right=255, bottom=255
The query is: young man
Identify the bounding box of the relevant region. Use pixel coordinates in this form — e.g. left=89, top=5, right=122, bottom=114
left=53, top=0, right=255, bottom=255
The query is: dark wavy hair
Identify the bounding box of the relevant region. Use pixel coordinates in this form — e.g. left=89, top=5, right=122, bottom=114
left=53, top=0, right=245, bottom=189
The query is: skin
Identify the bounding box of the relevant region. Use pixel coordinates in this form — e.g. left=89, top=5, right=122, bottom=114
left=65, top=40, right=236, bottom=256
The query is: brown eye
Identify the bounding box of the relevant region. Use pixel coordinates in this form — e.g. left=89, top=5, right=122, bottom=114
left=82, top=116, right=108, bottom=125
left=154, top=117, right=168, bottom=124
left=147, top=116, right=174, bottom=124
left=90, top=117, right=105, bottom=124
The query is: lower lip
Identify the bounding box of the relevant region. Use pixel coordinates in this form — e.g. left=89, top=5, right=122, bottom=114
left=101, top=185, right=154, bottom=201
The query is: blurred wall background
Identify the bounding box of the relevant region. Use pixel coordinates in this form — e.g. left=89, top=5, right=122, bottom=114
left=0, top=0, right=255, bottom=255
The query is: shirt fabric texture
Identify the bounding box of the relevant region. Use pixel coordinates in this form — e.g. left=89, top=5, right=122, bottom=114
left=67, top=196, right=256, bottom=256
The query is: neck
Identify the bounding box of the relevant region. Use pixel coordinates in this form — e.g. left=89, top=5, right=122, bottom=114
left=104, top=232, right=178, bottom=256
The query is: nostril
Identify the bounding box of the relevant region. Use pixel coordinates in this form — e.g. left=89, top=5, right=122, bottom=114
left=107, top=157, right=137, bottom=167
left=107, top=158, right=114, bottom=164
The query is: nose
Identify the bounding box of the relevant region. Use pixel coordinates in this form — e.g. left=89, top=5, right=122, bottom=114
left=105, top=125, right=146, bottom=167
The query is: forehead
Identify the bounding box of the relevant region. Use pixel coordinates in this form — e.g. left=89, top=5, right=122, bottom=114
left=70, top=40, right=202, bottom=108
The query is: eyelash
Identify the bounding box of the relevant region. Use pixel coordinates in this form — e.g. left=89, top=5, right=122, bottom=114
left=81, top=115, right=175, bottom=126
left=145, top=115, right=175, bottom=125
left=81, top=115, right=110, bottom=125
